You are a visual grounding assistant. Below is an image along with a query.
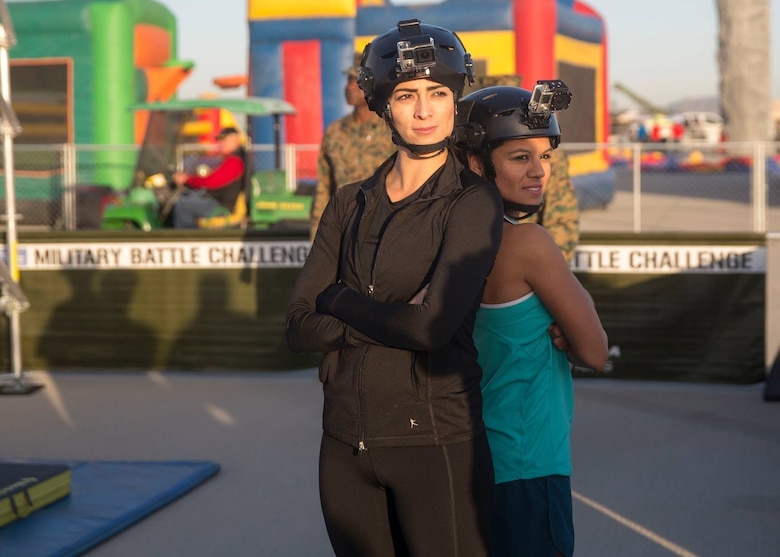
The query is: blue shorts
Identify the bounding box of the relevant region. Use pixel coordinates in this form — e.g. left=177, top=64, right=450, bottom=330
left=491, top=475, right=574, bottom=557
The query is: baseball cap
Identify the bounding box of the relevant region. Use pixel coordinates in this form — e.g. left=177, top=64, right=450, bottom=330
left=216, top=126, right=239, bottom=139
left=475, top=74, right=524, bottom=88
left=343, top=52, right=362, bottom=78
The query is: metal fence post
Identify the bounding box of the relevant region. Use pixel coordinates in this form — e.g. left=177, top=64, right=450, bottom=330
left=632, top=142, right=642, bottom=232
left=752, top=141, right=767, bottom=233
left=284, top=144, right=296, bottom=192
left=61, top=143, right=76, bottom=230
left=767, top=232, right=780, bottom=372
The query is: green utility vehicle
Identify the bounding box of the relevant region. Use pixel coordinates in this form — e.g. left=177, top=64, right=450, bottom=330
left=100, top=97, right=312, bottom=231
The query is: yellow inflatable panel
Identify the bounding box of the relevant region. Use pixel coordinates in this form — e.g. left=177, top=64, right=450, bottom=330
left=555, top=34, right=603, bottom=68
left=459, top=31, right=515, bottom=75
left=249, top=0, right=355, bottom=20
left=567, top=150, right=609, bottom=177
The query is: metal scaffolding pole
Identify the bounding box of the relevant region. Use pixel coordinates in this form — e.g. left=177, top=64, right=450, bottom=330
left=0, top=2, right=40, bottom=394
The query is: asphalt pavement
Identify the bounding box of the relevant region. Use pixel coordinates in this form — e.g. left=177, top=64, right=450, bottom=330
left=2, top=369, right=778, bottom=557
left=579, top=166, right=780, bottom=233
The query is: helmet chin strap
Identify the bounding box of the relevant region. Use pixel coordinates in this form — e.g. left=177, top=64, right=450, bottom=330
left=502, top=199, right=543, bottom=224
left=391, top=130, right=450, bottom=156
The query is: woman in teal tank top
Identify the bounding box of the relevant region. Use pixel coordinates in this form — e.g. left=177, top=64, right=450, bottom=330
left=457, top=84, right=609, bottom=557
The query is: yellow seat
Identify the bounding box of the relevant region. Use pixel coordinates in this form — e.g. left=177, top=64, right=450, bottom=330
left=197, top=192, right=247, bottom=229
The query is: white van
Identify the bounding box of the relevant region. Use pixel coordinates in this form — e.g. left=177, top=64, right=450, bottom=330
left=675, top=111, right=724, bottom=144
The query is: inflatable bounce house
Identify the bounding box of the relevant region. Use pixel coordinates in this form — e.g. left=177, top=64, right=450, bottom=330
left=6, top=0, right=190, bottom=190
left=247, top=0, right=614, bottom=209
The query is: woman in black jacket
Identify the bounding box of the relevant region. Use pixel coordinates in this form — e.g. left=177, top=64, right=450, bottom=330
left=286, top=19, right=503, bottom=557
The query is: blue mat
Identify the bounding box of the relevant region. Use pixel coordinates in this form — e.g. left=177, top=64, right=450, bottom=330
left=0, top=459, right=220, bottom=557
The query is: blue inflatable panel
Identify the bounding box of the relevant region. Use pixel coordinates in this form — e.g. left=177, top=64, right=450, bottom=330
left=0, top=459, right=220, bottom=557
left=557, top=6, right=603, bottom=44
left=249, top=17, right=354, bottom=42
left=572, top=168, right=616, bottom=211
left=357, top=1, right=514, bottom=36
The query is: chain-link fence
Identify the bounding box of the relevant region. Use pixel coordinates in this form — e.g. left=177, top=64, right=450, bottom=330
left=0, top=141, right=777, bottom=233
left=567, top=141, right=780, bottom=234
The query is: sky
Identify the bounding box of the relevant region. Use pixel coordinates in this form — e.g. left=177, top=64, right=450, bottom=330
left=163, top=0, right=780, bottom=110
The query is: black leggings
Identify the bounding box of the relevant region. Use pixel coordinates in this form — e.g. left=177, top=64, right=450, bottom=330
left=319, top=433, right=495, bottom=557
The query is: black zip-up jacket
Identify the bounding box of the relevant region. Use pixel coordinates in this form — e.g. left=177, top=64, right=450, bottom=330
left=286, top=151, right=503, bottom=450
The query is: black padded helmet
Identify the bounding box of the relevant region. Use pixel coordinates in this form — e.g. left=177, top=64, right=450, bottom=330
left=456, top=83, right=570, bottom=151
left=456, top=83, right=571, bottom=219
left=358, top=19, right=475, bottom=115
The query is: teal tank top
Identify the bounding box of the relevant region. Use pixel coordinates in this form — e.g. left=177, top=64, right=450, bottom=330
left=474, top=292, right=574, bottom=484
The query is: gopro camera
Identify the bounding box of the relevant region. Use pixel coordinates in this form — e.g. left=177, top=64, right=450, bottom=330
left=529, top=80, right=571, bottom=113
left=397, top=36, right=436, bottom=73
left=396, top=19, right=436, bottom=76
left=526, top=79, right=572, bottom=128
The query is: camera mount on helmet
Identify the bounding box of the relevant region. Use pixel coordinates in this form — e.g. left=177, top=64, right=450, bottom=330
left=527, top=80, right=572, bottom=129
left=396, top=20, right=437, bottom=77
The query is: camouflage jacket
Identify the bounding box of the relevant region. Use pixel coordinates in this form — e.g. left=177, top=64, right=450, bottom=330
left=527, top=149, right=580, bottom=262
left=310, top=112, right=395, bottom=239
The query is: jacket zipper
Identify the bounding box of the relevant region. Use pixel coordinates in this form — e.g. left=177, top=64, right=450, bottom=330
left=356, top=288, right=373, bottom=454
left=354, top=186, right=373, bottom=454
left=354, top=182, right=446, bottom=454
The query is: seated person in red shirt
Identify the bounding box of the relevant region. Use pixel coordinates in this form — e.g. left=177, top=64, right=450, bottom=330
left=171, top=127, right=246, bottom=228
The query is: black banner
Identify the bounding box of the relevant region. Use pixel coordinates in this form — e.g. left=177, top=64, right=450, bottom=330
left=572, top=238, right=765, bottom=384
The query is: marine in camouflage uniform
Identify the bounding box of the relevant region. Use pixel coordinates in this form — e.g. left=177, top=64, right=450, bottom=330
left=309, top=55, right=395, bottom=240
left=474, top=75, right=580, bottom=262
left=526, top=149, right=579, bottom=262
